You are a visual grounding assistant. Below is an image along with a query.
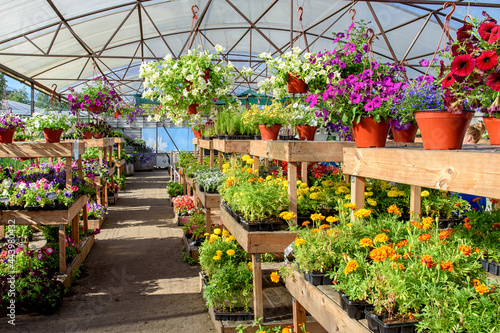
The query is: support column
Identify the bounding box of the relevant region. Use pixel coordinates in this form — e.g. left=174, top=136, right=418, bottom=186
left=252, top=254, right=263, bottom=321
left=288, top=162, right=298, bottom=225
left=301, top=162, right=308, bottom=184
left=410, top=185, right=422, bottom=221
left=351, top=176, right=365, bottom=220
left=59, top=226, right=66, bottom=274
left=293, top=297, right=307, bottom=333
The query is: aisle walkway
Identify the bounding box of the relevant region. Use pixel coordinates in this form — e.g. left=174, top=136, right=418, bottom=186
left=14, top=170, right=215, bottom=333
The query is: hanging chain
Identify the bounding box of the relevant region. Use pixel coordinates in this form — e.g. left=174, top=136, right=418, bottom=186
left=187, top=4, right=204, bottom=53
left=292, top=7, right=309, bottom=52
left=49, top=84, right=58, bottom=111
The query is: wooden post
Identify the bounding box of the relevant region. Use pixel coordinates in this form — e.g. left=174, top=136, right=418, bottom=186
left=65, top=157, right=72, bottom=191
left=72, top=215, right=80, bottom=253
left=264, top=158, right=269, bottom=168
left=95, top=177, right=102, bottom=205
left=352, top=176, right=365, bottom=220
left=218, top=153, right=223, bottom=171
left=252, top=155, right=259, bottom=173
left=198, top=146, right=203, bottom=163
left=288, top=162, right=298, bottom=225
left=301, top=162, right=308, bottom=184
left=98, top=148, right=103, bottom=165
left=252, top=254, right=263, bottom=321
left=293, top=297, right=307, bottom=333
left=410, top=185, right=422, bottom=221
left=0, top=226, right=4, bottom=238
left=205, top=208, right=211, bottom=234
left=209, top=149, right=214, bottom=168
left=82, top=205, right=88, bottom=234
left=59, top=226, right=66, bottom=274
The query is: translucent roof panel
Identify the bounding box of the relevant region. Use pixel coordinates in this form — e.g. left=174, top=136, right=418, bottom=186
left=0, top=0, right=499, bottom=100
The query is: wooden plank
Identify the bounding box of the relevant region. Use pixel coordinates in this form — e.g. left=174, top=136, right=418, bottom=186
left=199, top=139, right=213, bottom=150
left=410, top=185, right=422, bottom=220
left=67, top=195, right=89, bottom=221
left=59, top=226, right=66, bottom=274
left=352, top=176, right=365, bottom=210
left=213, top=139, right=251, bottom=154
left=342, top=147, right=500, bottom=198
left=65, top=157, right=72, bottom=190
left=71, top=214, right=79, bottom=253
left=220, top=207, right=296, bottom=254
left=249, top=141, right=355, bottom=162
left=301, top=163, right=308, bottom=184
left=82, top=138, right=115, bottom=148
left=113, top=137, right=122, bottom=144
left=293, top=298, right=307, bottom=333
left=196, top=184, right=221, bottom=209
left=210, top=149, right=215, bottom=168
left=286, top=270, right=370, bottom=333
left=252, top=254, right=263, bottom=321
left=0, top=142, right=84, bottom=158
left=288, top=162, right=298, bottom=225
left=57, top=235, right=94, bottom=288
left=205, top=208, right=212, bottom=234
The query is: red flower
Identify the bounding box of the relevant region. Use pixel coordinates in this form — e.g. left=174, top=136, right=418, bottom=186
left=476, top=51, right=499, bottom=71
left=451, top=42, right=474, bottom=57
left=451, top=54, right=475, bottom=77
left=478, top=22, right=497, bottom=41
left=486, top=73, right=500, bottom=92
left=441, top=73, right=455, bottom=88
left=489, top=26, right=500, bottom=45
left=443, top=90, right=463, bottom=114
left=457, top=23, right=473, bottom=42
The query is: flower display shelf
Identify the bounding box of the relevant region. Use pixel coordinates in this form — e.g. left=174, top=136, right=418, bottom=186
left=220, top=205, right=296, bottom=321
left=193, top=138, right=216, bottom=168
left=57, top=234, right=94, bottom=288
left=286, top=269, right=370, bottom=333
left=194, top=184, right=220, bottom=234
left=342, top=145, right=500, bottom=216
left=113, top=137, right=125, bottom=177
left=0, top=142, right=90, bottom=276
left=84, top=216, right=104, bottom=230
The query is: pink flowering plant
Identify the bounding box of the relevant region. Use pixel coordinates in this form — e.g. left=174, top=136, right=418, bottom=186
left=68, top=76, right=121, bottom=113
left=172, top=195, right=196, bottom=215
left=307, top=21, right=406, bottom=130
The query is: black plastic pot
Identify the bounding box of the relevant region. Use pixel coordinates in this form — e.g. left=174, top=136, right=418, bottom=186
left=481, top=258, right=489, bottom=271
left=254, top=135, right=262, bottom=140
left=302, top=271, right=333, bottom=286
left=364, top=309, right=380, bottom=333
left=26, top=205, right=39, bottom=211
left=9, top=205, right=22, bottom=210
left=364, top=309, right=418, bottom=333
left=339, top=291, right=369, bottom=320
left=217, top=135, right=228, bottom=140
left=213, top=307, right=254, bottom=321
left=488, top=261, right=499, bottom=275
left=239, top=217, right=261, bottom=232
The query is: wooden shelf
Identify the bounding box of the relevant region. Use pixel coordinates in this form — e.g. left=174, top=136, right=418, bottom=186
left=195, top=185, right=220, bottom=209
left=248, top=141, right=356, bottom=162
left=286, top=270, right=370, bottom=333
left=115, top=159, right=126, bottom=167
left=213, top=139, right=251, bottom=154
left=0, top=141, right=86, bottom=158
left=220, top=206, right=296, bottom=254
left=198, top=139, right=213, bottom=150
left=81, top=138, right=115, bottom=148
left=343, top=145, right=500, bottom=198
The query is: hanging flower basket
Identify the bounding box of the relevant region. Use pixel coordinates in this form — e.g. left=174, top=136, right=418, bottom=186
left=42, top=128, right=64, bottom=143
left=414, top=109, right=473, bottom=150
left=259, top=124, right=281, bottom=141
left=188, top=104, right=198, bottom=115
left=391, top=124, right=418, bottom=143
left=114, top=110, right=121, bottom=118
left=287, top=72, right=308, bottom=94
left=0, top=129, right=16, bottom=143
left=352, top=116, right=391, bottom=148
left=296, top=125, right=317, bottom=141
left=483, top=117, right=500, bottom=145
left=88, top=105, right=101, bottom=113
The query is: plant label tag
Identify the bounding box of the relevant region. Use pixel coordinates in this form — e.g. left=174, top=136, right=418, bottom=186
left=0, top=197, right=9, bottom=203
left=73, top=139, right=79, bottom=159
left=284, top=242, right=294, bottom=257
left=189, top=240, right=197, bottom=247
left=47, top=192, right=57, bottom=200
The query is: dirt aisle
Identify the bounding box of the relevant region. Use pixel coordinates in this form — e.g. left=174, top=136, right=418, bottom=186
left=11, top=170, right=215, bottom=333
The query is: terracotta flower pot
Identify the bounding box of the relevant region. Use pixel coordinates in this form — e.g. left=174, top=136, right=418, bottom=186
left=185, top=69, right=211, bottom=92
left=88, top=104, right=101, bottom=113
left=193, top=130, right=202, bottom=138
left=114, top=111, right=121, bottom=118
left=188, top=104, right=198, bottom=115
left=391, top=124, right=418, bottom=143
left=296, top=125, right=318, bottom=141
left=93, top=133, right=104, bottom=139
left=352, top=116, right=391, bottom=148
left=83, top=131, right=93, bottom=139
left=414, top=110, right=473, bottom=150
left=0, top=129, right=16, bottom=143
left=259, top=124, right=281, bottom=141
left=42, top=128, right=64, bottom=143
left=483, top=116, right=500, bottom=145
left=287, top=73, right=308, bottom=94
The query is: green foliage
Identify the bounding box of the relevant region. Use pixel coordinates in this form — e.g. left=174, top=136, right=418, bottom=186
left=166, top=182, right=183, bottom=198
left=7, top=87, right=30, bottom=104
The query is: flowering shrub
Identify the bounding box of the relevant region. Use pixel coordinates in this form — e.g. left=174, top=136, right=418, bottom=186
left=84, top=201, right=106, bottom=220
left=242, top=101, right=288, bottom=127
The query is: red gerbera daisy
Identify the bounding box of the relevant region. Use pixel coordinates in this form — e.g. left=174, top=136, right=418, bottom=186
left=441, top=72, right=455, bottom=88
left=489, top=26, right=500, bottom=45
left=457, top=23, right=473, bottom=42
left=486, top=72, right=500, bottom=92
left=478, top=22, right=497, bottom=41
left=476, top=50, right=499, bottom=71
left=451, top=54, right=475, bottom=76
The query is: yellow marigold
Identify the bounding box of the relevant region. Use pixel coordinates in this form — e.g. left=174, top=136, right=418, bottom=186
left=247, top=262, right=253, bottom=270
left=213, top=255, right=221, bottom=261
left=421, top=190, right=430, bottom=197
left=320, top=224, right=330, bottom=229
left=459, top=245, right=472, bottom=256
left=258, top=177, right=265, bottom=182
left=345, top=194, right=351, bottom=200
left=347, top=223, right=352, bottom=228
left=279, top=211, right=296, bottom=221
left=327, top=229, right=337, bottom=236
left=338, top=185, right=350, bottom=193
left=226, top=235, right=235, bottom=242
left=310, top=192, right=320, bottom=200
left=322, top=180, right=334, bottom=187
left=310, top=213, right=325, bottom=221
left=370, top=245, right=396, bottom=262
left=422, top=217, right=433, bottom=229
left=282, top=328, right=291, bottom=333
left=395, top=240, right=408, bottom=248
left=302, top=188, right=310, bottom=194
left=216, top=250, right=223, bottom=256
left=270, top=271, right=280, bottom=283
left=475, top=284, right=490, bottom=295
left=241, top=155, right=251, bottom=161
left=209, top=234, right=219, bottom=244
left=411, top=221, right=423, bottom=229
left=367, top=198, right=377, bottom=206
left=343, top=203, right=357, bottom=210
left=222, top=163, right=230, bottom=169
left=310, top=228, right=320, bottom=234
left=213, top=228, right=222, bottom=235
left=326, top=216, right=337, bottom=223
left=440, top=261, right=454, bottom=272
left=246, top=158, right=255, bottom=165
left=300, top=183, right=308, bottom=188
left=222, top=230, right=230, bottom=237
left=374, top=234, right=389, bottom=243
left=418, top=234, right=431, bottom=242
left=472, top=279, right=480, bottom=287
left=295, top=237, right=306, bottom=247
left=266, top=175, right=273, bottom=181
left=387, top=190, right=399, bottom=198
left=353, top=208, right=372, bottom=219
left=359, top=238, right=374, bottom=247
left=227, top=249, right=235, bottom=256
left=344, top=260, right=359, bottom=274
left=226, top=179, right=235, bottom=186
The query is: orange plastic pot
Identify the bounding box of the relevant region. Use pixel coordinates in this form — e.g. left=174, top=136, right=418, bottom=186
left=483, top=116, right=500, bottom=145
left=0, top=129, right=16, bottom=143
left=414, top=110, right=473, bottom=150
left=114, top=111, right=121, bottom=118
left=93, top=133, right=104, bottom=139
left=287, top=73, right=308, bottom=94
left=193, top=130, right=202, bottom=138
left=188, top=104, right=198, bottom=115
left=296, top=125, right=318, bottom=141
left=43, top=128, right=64, bottom=143
left=88, top=105, right=101, bottom=113
left=352, top=116, right=390, bottom=148
left=83, top=131, right=93, bottom=139
left=391, top=124, right=418, bottom=143
left=259, top=124, right=281, bottom=141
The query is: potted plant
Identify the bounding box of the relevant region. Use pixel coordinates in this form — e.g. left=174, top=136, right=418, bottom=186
left=140, top=45, right=253, bottom=125
left=67, top=77, right=121, bottom=114
left=88, top=119, right=113, bottom=139
left=257, top=47, right=328, bottom=97
left=191, top=123, right=204, bottom=138
left=306, top=21, right=406, bottom=147
left=438, top=15, right=500, bottom=145
left=0, top=113, right=25, bottom=143
left=194, top=168, right=224, bottom=193
left=27, top=112, right=75, bottom=143
left=13, top=128, right=31, bottom=142
left=75, top=123, right=93, bottom=139
left=287, top=98, right=323, bottom=141
left=242, top=101, right=287, bottom=140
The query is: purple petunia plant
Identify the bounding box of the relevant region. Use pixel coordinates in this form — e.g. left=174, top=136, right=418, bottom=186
left=0, top=113, right=25, bottom=131
left=67, top=76, right=121, bottom=114
left=306, top=20, right=407, bottom=136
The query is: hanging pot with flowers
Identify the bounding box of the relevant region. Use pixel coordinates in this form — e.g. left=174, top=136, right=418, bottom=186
left=67, top=77, right=121, bottom=114
left=0, top=113, right=25, bottom=143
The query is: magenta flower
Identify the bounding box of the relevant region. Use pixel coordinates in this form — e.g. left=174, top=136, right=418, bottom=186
left=350, top=93, right=362, bottom=104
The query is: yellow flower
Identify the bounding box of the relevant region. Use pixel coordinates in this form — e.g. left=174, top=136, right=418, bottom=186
left=475, top=284, right=490, bottom=295
left=226, top=235, right=235, bottom=242
left=247, top=168, right=253, bottom=173
left=367, top=198, right=377, bottom=206
left=222, top=163, right=230, bottom=169
left=204, top=233, right=210, bottom=236
left=310, top=192, right=320, bottom=200
left=222, top=230, right=230, bottom=237
left=213, top=228, right=222, bottom=235
left=302, top=188, right=310, bottom=195
left=353, top=208, right=372, bottom=218
left=266, top=175, right=272, bottom=181
left=282, top=328, right=291, bottom=333
left=359, top=238, right=374, bottom=247
left=247, top=262, right=253, bottom=270
left=209, top=234, right=219, bottom=244
left=213, top=255, right=221, bottom=261
left=216, top=250, right=223, bottom=256
left=387, top=190, right=399, bottom=198
left=241, top=168, right=246, bottom=172
left=241, top=155, right=251, bottom=161
left=270, top=271, right=280, bottom=283
left=294, top=237, right=306, bottom=247
left=297, top=180, right=302, bottom=185
left=310, top=213, right=325, bottom=221
left=347, top=223, right=352, bottom=228
left=279, top=211, right=296, bottom=221
left=343, top=203, right=357, bottom=210
left=297, top=189, right=304, bottom=195
left=345, top=194, right=351, bottom=200
left=227, top=249, right=235, bottom=256
left=422, top=216, right=433, bottom=229
left=326, top=216, right=337, bottom=223
left=300, top=183, right=308, bottom=189
left=344, top=260, right=359, bottom=274
left=421, top=190, right=430, bottom=197
left=338, top=186, right=350, bottom=193
left=246, top=158, right=255, bottom=165
left=374, top=234, right=389, bottom=243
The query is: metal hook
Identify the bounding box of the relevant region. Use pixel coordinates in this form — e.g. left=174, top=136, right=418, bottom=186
left=443, top=2, right=456, bottom=23
left=464, top=14, right=474, bottom=23
left=191, top=5, right=199, bottom=19
left=349, top=9, right=356, bottom=23
left=366, top=28, right=375, bottom=46
left=51, top=84, right=57, bottom=93
left=297, top=7, right=303, bottom=22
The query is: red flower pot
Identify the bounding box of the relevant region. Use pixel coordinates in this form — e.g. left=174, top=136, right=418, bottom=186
left=193, top=130, right=202, bottom=138
left=287, top=73, right=308, bottom=94
left=83, top=131, right=93, bottom=139
left=296, top=125, right=318, bottom=141
left=93, top=133, right=104, bottom=139
left=259, top=124, right=281, bottom=141
left=352, top=116, right=391, bottom=148
left=391, top=124, right=418, bottom=143
left=0, top=129, right=16, bottom=143
left=42, top=128, right=64, bottom=143
left=185, top=69, right=211, bottom=92
left=88, top=105, right=101, bottom=113
left=114, top=111, right=121, bottom=118
left=483, top=116, right=500, bottom=145
left=415, top=110, right=473, bottom=150
left=188, top=104, right=198, bottom=115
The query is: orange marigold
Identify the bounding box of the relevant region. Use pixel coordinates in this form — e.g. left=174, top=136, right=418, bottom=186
left=302, top=221, right=310, bottom=226
left=411, top=221, right=423, bottom=229
left=344, top=260, right=359, bottom=274
left=320, top=224, right=330, bottom=229
left=459, top=245, right=472, bottom=256
left=472, top=279, right=480, bottom=287
left=493, top=223, right=500, bottom=229
left=374, top=234, right=389, bottom=243
left=421, top=255, right=435, bottom=268
left=440, top=261, right=454, bottom=272
left=370, top=245, right=396, bottom=262
left=353, top=208, right=372, bottom=218
left=439, top=230, right=452, bottom=240
left=474, top=247, right=481, bottom=254
left=381, top=228, right=390, bottom=233
left=387, top=205, right=402, bottom=217
left=226, top=179, right=235, bottom=186
left=310, top=228, right=320, bottom=234
left=475, top=284, right=490, bottom=295
left=396, top=240, right=408, bottom=248
left=422, top=217, right=433, bottom=229
left=391, top=262, right=405, bottom=270
left=464, top=221, right=472, bottom=229
left=473, top=197, right=481, bottom=203
left=359, top=238, right=374, bottom=248
left=418, top=234, right=431, bottom=242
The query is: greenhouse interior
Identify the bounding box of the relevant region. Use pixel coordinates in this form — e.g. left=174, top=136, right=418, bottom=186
left=1, top=0, right=500, bottom=332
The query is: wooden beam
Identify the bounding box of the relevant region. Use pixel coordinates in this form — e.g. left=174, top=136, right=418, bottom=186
left=252, top=254, right=263, bottom=321
left=410, top=185, right=422, bottom=221
left=288, top=162, right=298, bottom=225
left=293, top=297, right=307, bottom=333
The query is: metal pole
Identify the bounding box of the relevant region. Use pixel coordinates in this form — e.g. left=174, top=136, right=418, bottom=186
left=162, top=124, right=180, bottom=152
left=30, top=82, right=34, bottom=115
left=290, top=0, right=293, bottom=50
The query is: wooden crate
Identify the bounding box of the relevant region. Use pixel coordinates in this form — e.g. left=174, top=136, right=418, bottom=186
left=56, top=235, right=95, bottom=288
